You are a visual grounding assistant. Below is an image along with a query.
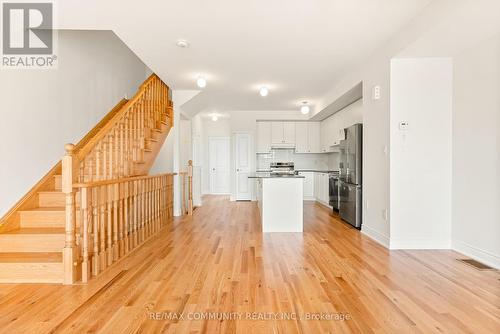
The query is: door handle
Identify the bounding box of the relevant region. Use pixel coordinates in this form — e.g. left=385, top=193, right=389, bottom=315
left=212, top=168, right=216, bottom=171
left=236, top=168, right=240, bottom=172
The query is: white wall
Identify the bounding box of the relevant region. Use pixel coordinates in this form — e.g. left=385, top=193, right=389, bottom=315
left=451, top=34, right=500, bottom=268
left=0, top=30, right=148, bottom=217
left=390, top=58, right=453, bottom=249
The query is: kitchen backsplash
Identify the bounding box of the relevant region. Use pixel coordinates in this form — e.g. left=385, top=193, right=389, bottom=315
left=256, top=149, right=339, bottom=171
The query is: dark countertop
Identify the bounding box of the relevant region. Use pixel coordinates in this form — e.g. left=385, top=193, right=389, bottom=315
left=248, top=173, right=305, bottom=179
left=295, top=169, right=338, bottom=173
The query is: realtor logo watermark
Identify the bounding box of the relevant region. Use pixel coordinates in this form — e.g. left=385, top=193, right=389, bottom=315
left=1, top=0, right=57, bottom=69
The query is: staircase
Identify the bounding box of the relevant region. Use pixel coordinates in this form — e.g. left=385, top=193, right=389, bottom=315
left=0, top=74, right=174, bottom=284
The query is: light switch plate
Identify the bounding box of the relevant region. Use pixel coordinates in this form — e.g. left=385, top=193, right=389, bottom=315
left=399, top=121, right=409, bottom=131
left=372, top=85, right=381, bottom=100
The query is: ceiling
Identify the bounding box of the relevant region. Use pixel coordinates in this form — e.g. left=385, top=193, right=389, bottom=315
left=58, top=0, right=435, bottom=116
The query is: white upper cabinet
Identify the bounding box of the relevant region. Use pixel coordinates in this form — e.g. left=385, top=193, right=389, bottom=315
left=295, top=122, right=308, bottom=153
left=271, top=122, right=283, bottom=144
left=271, top=121, right=295, bottom=145
left=283, top=122, right=295, bottom=144
left=308, top=122, right=321, bottom=153
left=256, top=122, right=271, bottom=153
left=294, top=122, right=321, bottom=153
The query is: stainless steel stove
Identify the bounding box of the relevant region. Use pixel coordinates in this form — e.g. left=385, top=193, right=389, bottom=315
left=270, top=162, right=295, bottom=176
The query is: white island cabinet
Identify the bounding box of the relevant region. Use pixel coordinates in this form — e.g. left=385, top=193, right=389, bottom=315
left=251, top=175, right=304, bottom=232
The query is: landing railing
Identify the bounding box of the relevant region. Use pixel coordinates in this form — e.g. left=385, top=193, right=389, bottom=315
left=73, top=173, right=174, bottom=283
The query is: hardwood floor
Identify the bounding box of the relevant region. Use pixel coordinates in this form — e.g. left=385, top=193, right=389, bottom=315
left=0, top=195, right=498, bottom=333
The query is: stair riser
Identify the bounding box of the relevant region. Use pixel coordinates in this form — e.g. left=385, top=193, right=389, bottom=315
left=20, top=210, right=65, bottom=228
left=0, top=235, right=64, bottom=252
left=0, top=262, right=63, bottom=283
left=38, top=193, right=65, bottom=207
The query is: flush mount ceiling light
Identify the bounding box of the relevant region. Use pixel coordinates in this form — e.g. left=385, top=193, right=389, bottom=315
left=211, top=114, right=218, bottom=121
left=300, top=101, right=310, bottom=115
left=197, top=76, right=207, bottom=88
left=259, top=87, right=269, bottom=97
left=176, top=39, right=190, bottom=48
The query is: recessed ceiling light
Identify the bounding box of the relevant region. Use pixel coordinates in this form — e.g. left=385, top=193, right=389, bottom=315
left=211, top=115, right=218, bottom=121
left=176, top=39, right=190, bottom=48
left=259, top=87, right=269, bottom=97
left=300, top=102, right=310, bottom=115
left=197, top=76, right=207, bottom=88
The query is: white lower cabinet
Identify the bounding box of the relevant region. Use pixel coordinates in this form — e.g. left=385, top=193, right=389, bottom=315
left=313, top=172, right=330, bottom=206
left=298, top=172, right=314, bottom=200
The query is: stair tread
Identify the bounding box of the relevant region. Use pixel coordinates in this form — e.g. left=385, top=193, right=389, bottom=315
left=38, top=191, right=63, bottom=194
left=3, top=228, right=65, bottom=234
left=0, top=252, right=62, bottom=263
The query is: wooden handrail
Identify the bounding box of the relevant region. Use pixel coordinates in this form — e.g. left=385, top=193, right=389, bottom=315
left=73, top=172, right=177, bottom=188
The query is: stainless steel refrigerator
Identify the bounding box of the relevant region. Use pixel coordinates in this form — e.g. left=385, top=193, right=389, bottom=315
left=338, top=123, right=362, bottom=228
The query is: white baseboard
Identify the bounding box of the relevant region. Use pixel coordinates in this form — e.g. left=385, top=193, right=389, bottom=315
left=389, top=237, right=450, bottom=250
left=452, top=239, right=500, bottom=269
left=361, top=225, right=389, bottom=248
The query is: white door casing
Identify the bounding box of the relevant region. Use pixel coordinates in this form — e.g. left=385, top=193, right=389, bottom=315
left=235, top=133, right=252, bottom=200
left=209, top=137, right=230, bottom=194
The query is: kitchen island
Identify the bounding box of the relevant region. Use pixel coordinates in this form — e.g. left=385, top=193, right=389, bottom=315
left=249, top=173, right=304, bottom=232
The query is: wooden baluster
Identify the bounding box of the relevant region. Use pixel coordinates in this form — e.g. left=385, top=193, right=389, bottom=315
left=92, top=186, right=99, bottom=275
left=99, top=185, right=107, bottom=269
left=119, top=122, right=124, bottom=177
left=81, top=186, right=90, bottom=283
left=113, top=183, right=119, bottom=261
left=114, top=127, right=119, bottom=178
left=87, top=156, right=93, bottom=183
left=102, top=138, right=107, bottom=180
left=118, top=182, right=124, bottom=257
left=106, top=184, right=113, bottom=265
left=109, top=131, right=114, bottom=179
left=131, top=180, right=136, bottom=248
left=96, top=142, right=101, bottom=181
left=188, top=160, right=193, bottom=215
left=124, top=181, right=130, bottom=254
left=158, top=177, right=162, bottom=227
left=62, top=143, right=77, bottom=285
left=149, top=178, right=153, bottom=235
left=136, top=179, right=141, bottom=244
left=144, top=179, right=149, bottom=239
left=123, top=116, right=128, bottom=176
left=157, top=178, right=166, bottom=227
left=140, top=105, right=145, bottom=162
left=161, top=176, right=166, bottom=225
left=79, top=160, right=85, bottom=183
left=140, top=179, right=144, bottom=243
left=132, top=107, right=137, bottom=163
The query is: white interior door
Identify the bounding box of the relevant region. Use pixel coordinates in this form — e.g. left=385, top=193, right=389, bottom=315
left=235, top=133, right=252, bottom=200
left=209, top=137, right=230, bottom=194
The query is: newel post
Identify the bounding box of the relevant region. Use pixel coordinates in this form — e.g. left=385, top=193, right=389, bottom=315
left=62, top=143, right=77, bottom=284
left=188, top=160, right=193, bottom=215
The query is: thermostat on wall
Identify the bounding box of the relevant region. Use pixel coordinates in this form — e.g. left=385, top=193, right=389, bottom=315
left=399, top=121, right=409, bottom=131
